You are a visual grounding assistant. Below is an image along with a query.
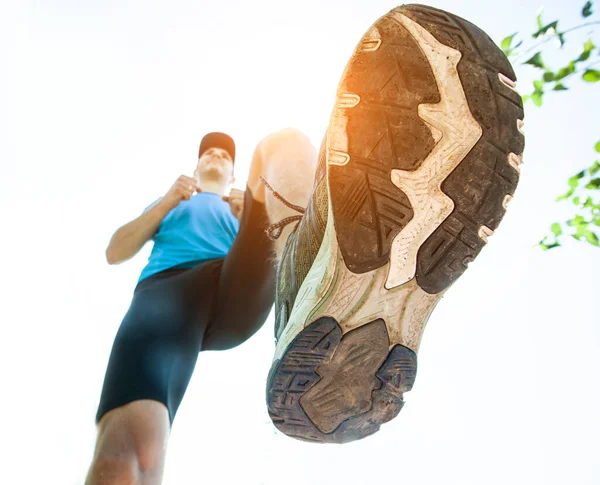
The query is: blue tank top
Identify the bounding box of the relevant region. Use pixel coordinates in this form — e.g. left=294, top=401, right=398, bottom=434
left=137, top=192, right=239, bottom=284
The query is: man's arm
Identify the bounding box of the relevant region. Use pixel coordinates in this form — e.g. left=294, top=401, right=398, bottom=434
left=106, top=174, right=201, bottom=265
left=105, top=198, right=172, bottom=265
left=105, top=174, right=203, bottom=265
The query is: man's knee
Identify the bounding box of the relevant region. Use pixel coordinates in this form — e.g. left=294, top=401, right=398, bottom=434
left=248, top=127, right=316, bottom=202
left=88, top=444, right=164, bottom=485
left=263, top=127, right=310, bottom=145
left=258, top=128, right=314, bottom=161
left=86, top=455, right=139, bottom=485
left=87, top=401, right=169, bottom=485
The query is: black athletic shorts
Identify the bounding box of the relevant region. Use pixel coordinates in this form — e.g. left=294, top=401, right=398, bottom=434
left=95, top=188, right=277, bottom=425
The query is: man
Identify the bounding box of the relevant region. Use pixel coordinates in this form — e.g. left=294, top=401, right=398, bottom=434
left=86, top=127, right=318, bottom=485
left=86, top=4, right=524, bottom=484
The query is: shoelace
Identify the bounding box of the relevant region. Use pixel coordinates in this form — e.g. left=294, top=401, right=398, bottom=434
left=260, top=175, right=306, bottom=240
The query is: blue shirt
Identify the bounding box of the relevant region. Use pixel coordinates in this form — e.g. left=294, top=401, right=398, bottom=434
left=137, top=192, right=239, bottom=284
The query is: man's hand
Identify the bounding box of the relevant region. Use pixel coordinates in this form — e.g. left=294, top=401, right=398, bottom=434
left=162, top=175, right=200, bottom=210
left=223, top=188, right=245, bottom=221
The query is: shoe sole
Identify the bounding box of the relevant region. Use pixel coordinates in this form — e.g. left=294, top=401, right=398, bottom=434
left=267, top=4, right=525, bottom=443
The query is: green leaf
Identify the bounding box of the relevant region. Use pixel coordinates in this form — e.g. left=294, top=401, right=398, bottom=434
left=539, top=233, right=561, bottom=250
left=501, top=33, right=517, bottom=50
left=582, top=1, right=593, bottom=17
left=595, top=142, right=600, bottom=153
left=586, top=231, right=600, bottom=246
left=575, top=224, right=590, bottom=241
left=551, top=223, right=563, bottom=236
left=557, top=187, right=575, bottom=201
left=539, top=239, right=561, bottom=250
left=542, top=71, right=556, bottom=82
left=590, top=161, right=600, bottom=175
left=556, top=67, right=570, bottom=80
left=573, top=196, right=581, bottom=205
left=533, top=20, right=559, bottom=38
left=568, top=171, right=585, bottom=188
left=531, top=91, right=543, bottom=106
left=585, top=178, right=600, bottom=189
left=525, top=52, right=545, bottom=69
left=553, top=83, right=569, bottom=91
left=556, top=63, right=576, bottom=80
left=568, top=214, right=586, bottom=226
left=536, top=12, right=544, bottom=30
left=577, top=39, right=596, bottom=62
left=583, top=69, right=600, bottom=82
left=533, top=79, right=544, bottom=91
left=578, top=50, right=592, bottom=62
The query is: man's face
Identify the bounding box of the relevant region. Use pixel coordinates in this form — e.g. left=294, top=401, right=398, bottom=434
left=195, top=147, right=234, bottom=183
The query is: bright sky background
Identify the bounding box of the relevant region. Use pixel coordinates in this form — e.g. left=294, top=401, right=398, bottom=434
left=2, top=0, right=599, bottom=484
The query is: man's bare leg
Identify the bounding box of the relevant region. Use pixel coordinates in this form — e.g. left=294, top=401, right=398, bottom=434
left=85, top=400, right=170, bottom=485
left=247, top=128, right=318, bottom=261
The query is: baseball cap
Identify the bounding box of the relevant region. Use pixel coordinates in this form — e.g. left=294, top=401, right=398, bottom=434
left=198, top=132, right=236, bottom=163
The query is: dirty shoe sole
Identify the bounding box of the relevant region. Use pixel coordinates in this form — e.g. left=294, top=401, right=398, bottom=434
left=267, top=4, right=525, bottom=443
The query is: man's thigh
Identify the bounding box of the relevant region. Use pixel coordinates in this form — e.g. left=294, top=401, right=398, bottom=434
left=202, top=188, right=277, bottom=351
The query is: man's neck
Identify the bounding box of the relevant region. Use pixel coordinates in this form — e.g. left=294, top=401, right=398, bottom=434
left=198, top=179, right=227, bottom=196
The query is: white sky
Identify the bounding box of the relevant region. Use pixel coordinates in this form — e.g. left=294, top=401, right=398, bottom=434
left=2, top=0, right=599, bottom=484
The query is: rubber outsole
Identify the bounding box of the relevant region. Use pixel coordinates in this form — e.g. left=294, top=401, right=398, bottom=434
left=267, top=319, right=417, bottom=443
left=267, top=4, right=524, bottom=443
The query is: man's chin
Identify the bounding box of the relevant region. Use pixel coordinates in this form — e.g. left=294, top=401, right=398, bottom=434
left=199, top=167, right=226, bottom=182
left=201, top=166, right=221, bottom=175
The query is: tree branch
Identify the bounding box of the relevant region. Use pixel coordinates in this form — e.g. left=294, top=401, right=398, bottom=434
left=514, top=20, right=600, bottom=60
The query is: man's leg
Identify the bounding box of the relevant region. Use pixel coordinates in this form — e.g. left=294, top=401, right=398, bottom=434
left=248, top=127, right=319, bottom=260
left=86, top=263, right=219, bottom=485
left=202, top=128, right=317, bottom=350
left=85, top=129, right=317, bottom=482
left=85, top=400, right=170, bottom=485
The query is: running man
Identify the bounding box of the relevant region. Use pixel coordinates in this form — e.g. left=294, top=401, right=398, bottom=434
left=86, top=4, right=524, bottom=484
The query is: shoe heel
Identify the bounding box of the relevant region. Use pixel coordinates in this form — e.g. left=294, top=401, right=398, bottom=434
left=267, top=318, right=417, bottom=443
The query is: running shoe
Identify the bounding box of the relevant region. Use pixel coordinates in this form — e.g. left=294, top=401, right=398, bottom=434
left=267, top=3, right=525, bottom=443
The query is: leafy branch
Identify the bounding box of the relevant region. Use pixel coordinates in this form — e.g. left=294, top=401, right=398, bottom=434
left=500, top=1, right=600, bottom=250
left=513, top=20, right=600, bottom=60
left=502, top=1, right=599, bottom=106
left=539, top=143, right=600, bottom=250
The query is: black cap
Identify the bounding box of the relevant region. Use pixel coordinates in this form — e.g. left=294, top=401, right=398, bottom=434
left=199, top=132, right=235, bottom=163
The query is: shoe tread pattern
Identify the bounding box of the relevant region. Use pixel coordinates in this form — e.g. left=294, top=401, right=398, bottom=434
left=329, top=13, right=440, bottom=273
left=329, top=5, right=524, bottom=294
left=267, top=319, right=418, bottom=443
left=400, top=4, right=525, bottom=293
